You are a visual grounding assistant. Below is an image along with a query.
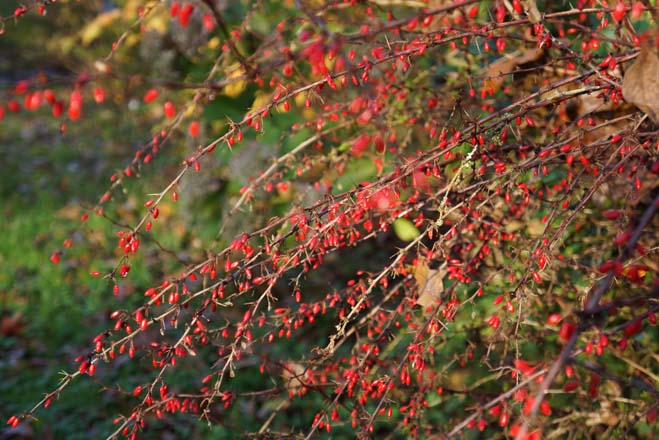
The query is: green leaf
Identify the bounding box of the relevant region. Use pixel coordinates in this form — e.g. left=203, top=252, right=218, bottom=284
left=393, top=218, right=420, bottom=241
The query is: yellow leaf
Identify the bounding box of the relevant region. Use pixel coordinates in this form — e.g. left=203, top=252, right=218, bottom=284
left=224, top=63, right=248, bottom=98
left=208, top=37, right=221, bottom=50
left=251, top=90, right=273, bottom=113
left=144, top=8, right=170, bottom=34
left=79, top=10, right=121, bottom=46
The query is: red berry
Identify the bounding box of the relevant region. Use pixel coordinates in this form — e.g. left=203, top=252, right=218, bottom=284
left=651, top=160, right=659, bottom=174
left=546, top=313, right=562, bottom=325
left=612, top=2, right=626, bottom=23
left=178, top=4, right=194, bottom=27
left=631, top=2, right=644, bottom=20
left=164, top=101, right=175, bottom=118
left=8, top=100, right=21, bottom=113
left=559, top=322, right=576, bottom=341
left=93, top=86, right=105, bottom=104
left=512, top=0, right=523, bottom=14
left=143, top=89, right=159, bottom=103
left=170, top=1, right=180, bottom=17
left=648, top=407, right=658, bottom=423
left=563, top=380, right=580, bottom=392
left=189, top=121, right=200, bottom=137
left=540, top=400, right=551, bottom=416
left=202, top=13, right=215, bottom=31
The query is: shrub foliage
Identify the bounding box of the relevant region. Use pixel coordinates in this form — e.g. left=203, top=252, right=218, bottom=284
left=3, top=0, right=659, bottom=439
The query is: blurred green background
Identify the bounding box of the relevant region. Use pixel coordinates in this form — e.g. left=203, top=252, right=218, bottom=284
left=0, top=2, right=376, bottom=438
left=0, top=1, right=240, bottom=438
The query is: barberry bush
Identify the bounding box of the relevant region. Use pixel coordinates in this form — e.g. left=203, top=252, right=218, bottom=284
left=2, top=0, right=659, bottom=438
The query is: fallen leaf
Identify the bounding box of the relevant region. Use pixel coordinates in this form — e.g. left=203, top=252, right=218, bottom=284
left=622, top=43, right=659, bottom=123
left=281, top=361, right=307, bottom=394
left=413, top=260, right=445, bottom=308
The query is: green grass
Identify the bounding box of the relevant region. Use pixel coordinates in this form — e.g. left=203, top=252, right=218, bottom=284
left=0, top=114, right=170, bottom=437
left=0, top=111, right=292, bottom=438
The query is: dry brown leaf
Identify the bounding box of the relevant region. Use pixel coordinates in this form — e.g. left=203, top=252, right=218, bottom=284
left=622, top=43, right=659, bottom=123
left=564, top=74, right=632, bottom=144
left=413, top=260, right=445, bottom=308
left=577, top=91, right=618, bottom=115
left=484, top=48, right=545, bottom=93
left=281, top=361, right=307, bottom=393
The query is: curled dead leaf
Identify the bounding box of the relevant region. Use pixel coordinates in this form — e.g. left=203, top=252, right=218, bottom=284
left=412, top=260, right=446, bottom=309
left=281, top=361, right=307, bottom=393
left=622, top=43, right=659, bottom=123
